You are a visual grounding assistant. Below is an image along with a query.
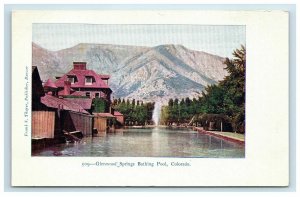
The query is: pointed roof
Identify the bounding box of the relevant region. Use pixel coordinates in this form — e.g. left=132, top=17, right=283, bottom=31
left=44, top=79, right=57, bottom=89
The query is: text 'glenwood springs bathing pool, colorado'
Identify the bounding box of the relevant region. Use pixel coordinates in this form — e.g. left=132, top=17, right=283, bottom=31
left=82, top=161, right=192, bottom=167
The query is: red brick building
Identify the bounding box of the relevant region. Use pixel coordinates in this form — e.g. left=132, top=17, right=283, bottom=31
left=54, top=62, right=112, bottom=101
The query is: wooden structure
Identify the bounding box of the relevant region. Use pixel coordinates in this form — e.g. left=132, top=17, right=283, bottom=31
left=32, top=63, right=119, bottom=145
left=40, top=95, right=92, bottom=137
left=32, top=111, right=55, bottom=138
left=113, top=111, right=124, bottom=125
left=94, top=116, right=108, bottom=132
left=195, top=114, right=232, bottom=131
left=93, top=113, right=116, bottom=132
left=32, top=66, right=47, bottom=111
left=32, top=66, right=55, bottom=139
left=61, top=111, right=94, bottom=136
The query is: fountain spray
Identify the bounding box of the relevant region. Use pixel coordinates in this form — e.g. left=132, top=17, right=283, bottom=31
left=152, top=101, right=162, bottom=126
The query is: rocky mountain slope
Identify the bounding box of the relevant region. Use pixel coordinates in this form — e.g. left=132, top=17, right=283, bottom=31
left=32, top=43, right=228, bottom=103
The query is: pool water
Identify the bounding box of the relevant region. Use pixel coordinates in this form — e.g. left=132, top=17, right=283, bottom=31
left=32, top=128, right=245, bottom=158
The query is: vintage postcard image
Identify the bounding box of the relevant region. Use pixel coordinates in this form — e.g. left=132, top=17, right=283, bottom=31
left=31, top=24, right=246, bottom=158
left=11, top=10, right=289, bottom=186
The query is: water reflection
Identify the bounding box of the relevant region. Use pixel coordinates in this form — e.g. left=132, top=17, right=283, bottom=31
left=32, top=128, right=245, bottom=158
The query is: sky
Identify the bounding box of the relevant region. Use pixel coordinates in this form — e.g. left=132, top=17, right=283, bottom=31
left=33, top=24, right=245, bottom=58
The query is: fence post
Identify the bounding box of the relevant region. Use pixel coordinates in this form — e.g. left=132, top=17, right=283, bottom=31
left=221, top=121, right=223, bottom=132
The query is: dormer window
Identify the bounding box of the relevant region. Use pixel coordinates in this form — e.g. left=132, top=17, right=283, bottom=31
left=85, top=76, right=94, bottom=85
left=68, top=77, right=75, bottom=84
left=103, top=79, right=108, bottom=85
left=67, top=75, right=77, bottom=84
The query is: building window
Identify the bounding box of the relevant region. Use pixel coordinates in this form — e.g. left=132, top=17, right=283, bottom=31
left=86, top=92, right=90, bottom=97
left=95, top=93, right=100, bottom=98
left=68, top=76, right=76, bottom=84
left=68, top=77, right=75, bottom=84
left=85, top=76, right=93, bottom=85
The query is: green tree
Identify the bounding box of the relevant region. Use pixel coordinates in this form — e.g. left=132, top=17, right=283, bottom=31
left=159, top=45, right=245, bottom=133
left=222, top=45, right=246, bottom=133
left=93, top=98, right=109, bottom=113
left=114, top=98, right=155, bottom=126
left=168, top=98, right=174, bottom=107
left=201, top=45, right=245, bottom=132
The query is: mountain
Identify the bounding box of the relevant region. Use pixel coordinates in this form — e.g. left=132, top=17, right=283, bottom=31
left=32, top=43, right=228, bottom=103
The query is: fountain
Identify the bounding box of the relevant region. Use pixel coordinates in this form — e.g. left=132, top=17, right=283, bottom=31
left=152, top=101, right=162, bottom=126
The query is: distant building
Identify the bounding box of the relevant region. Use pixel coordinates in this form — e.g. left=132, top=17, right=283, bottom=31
left=113, top=111, right=124, bottom=125
left=54, top=62, right=112, bottom=101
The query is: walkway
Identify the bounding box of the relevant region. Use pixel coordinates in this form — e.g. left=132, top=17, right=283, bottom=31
left=194, top=127, right=245, bottom=144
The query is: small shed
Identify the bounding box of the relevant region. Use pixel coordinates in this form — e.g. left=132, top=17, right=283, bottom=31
left=41, top=95, right=92, bottom=137
left=32, top=111, right=55, bottom=139
left=61, top=111, right=94, bottom=136
left=113, top=111, right=124, bottom=125
left=32, top=66, right=54, bottom=139
left=93, top=113, right=116, bottom=132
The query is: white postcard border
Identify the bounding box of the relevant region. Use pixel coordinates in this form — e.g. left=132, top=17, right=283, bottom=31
left=11, top=10, right=289, bottom=186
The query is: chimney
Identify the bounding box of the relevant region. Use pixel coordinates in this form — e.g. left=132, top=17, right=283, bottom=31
left=73, top=62, right=87, bottom=70
left=64, top=81, right=71, bottom=95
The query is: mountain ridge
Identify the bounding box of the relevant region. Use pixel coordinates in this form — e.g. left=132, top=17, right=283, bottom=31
left=32, top=42, right=228, bottom=103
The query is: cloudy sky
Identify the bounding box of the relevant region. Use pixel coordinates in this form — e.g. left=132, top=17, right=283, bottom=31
left=33, top=24, right=245, bottom=58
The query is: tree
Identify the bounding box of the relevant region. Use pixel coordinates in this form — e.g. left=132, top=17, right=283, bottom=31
left=114, top=98, right=155, bottom=126
left=126, top=99, right=130, bottom=106
left=174, top=98, right=179, bottom=106
left=112, top=99, right=118, bottom=106
left=93, top=98, right=109, bottom=113
left=222, top=45, right=245, bottom=133
left=168, top=98, right=174, bottom=107
left=185, top=97, right=191, bottom=106
left=159, top=45, right=246, bottom=133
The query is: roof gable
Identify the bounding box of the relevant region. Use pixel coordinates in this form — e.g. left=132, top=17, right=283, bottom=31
left=55, top=69, right=110, bottom=89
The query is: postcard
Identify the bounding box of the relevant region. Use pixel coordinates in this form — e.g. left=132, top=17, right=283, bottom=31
left=11, top=10, right=289, bottom=186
